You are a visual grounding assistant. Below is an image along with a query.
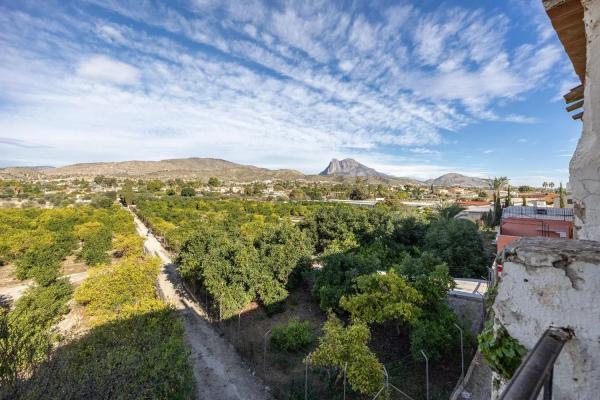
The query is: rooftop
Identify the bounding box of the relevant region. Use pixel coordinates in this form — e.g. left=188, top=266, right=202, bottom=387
left=502, top=206, right=574, bottom=221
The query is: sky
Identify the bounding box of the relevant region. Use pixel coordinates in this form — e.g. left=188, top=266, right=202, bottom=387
left=0, top=0, right=582, bottom=185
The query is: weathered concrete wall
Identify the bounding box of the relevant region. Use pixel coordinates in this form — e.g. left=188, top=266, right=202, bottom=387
left=572, top=0, right=600, bottom=241
left=447, top=294, right=484, bottom=336
left=492, top=237, right=600, bottom=399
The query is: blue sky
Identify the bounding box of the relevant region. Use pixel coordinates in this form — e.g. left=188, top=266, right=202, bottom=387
left=0, top=0, right=581, bottom=185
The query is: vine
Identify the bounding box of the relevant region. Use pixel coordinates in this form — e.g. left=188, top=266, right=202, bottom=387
left=478, top=321, right=527, bottom=380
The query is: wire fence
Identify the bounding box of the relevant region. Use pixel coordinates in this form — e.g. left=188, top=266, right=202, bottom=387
left=196, top=290, right=472, bottom=400
left=134, top=209, right=473, bottom=400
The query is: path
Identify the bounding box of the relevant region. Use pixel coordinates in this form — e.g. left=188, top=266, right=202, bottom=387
left=131, top=212, right=271, bottom=400
left=0, top=271, right=88, bottom=304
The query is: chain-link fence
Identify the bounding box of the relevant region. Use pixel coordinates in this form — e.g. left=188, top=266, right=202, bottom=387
left=183, top=281, right=472, bottom=400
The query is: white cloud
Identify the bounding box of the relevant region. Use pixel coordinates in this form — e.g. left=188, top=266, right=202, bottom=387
left=0, top=0, right=573, bottom=175
left=483, top=149, right=494, bottom=154
left=77, top=55, right=140, bottom=85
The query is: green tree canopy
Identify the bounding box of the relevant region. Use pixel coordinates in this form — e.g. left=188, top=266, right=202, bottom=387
left=424, top=218, right=487, bottom=277
left=340, top=270, right=422, bottom=325
left=310, top=313, right=384, bottom=395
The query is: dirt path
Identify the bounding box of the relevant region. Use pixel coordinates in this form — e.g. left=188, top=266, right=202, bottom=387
left=0, top=271, right=88, bottom=304
left=131, top=213, right=271, bottom=400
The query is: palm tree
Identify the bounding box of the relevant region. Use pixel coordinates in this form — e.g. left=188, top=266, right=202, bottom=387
left=549, top=182, right=555, bottom=190
left=489, top=177, right=509, bottom=227
left=542, top=181, right=548, bottom=190
left=490, top=176, right=508, bottom=193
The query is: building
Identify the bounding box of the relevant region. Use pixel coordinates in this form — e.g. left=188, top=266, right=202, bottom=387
left=496, top=206, right=574, bottom=252
left=481, top=2, right=600, bottom=399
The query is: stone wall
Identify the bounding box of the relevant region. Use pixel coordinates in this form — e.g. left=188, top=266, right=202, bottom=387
left=571, top=0, right=600, bottom=241
left=491, top=237, right=600, bottom=399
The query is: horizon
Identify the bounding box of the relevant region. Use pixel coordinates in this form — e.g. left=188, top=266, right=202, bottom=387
left=0, top=0, right=579, bottom=186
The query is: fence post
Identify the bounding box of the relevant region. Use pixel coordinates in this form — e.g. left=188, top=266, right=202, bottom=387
left=453, top=323, right=465, bottom=385
left=343, top=362, right=348, bottom=400
left=263, top=329, right=271, bottom=373
left=305, top=354, right=310, bottom=400
left=421, top=350, right=429, bottom=400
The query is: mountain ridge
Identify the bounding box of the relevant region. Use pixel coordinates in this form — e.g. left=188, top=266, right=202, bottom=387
left=425, top=173, right=490, bottom=188
left=0, top=157, right=490, bottom=187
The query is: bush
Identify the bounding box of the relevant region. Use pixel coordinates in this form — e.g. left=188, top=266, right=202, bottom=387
left=74, top=257, right=161, bottom=326
left=270, top=319, right=314, bottom=352
left=0, top=280, right=72, bottom=392
left=17, top=308, right=195, bottom=400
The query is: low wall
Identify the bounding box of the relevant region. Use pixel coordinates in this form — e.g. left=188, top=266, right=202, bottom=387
left=447, top=293, right=484, bottom=336
left=492, top=237, right=600, bottom=399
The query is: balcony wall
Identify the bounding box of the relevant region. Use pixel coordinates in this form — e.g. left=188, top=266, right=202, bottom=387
left=491, top=237, right=600, bottom=399
left=571, top=0, right=600, bottom=240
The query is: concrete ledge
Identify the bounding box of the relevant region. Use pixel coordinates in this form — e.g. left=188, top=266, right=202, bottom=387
left=504, top=237, right=600, bottom=267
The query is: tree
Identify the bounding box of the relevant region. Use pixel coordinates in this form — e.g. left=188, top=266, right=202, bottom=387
left=409, top=304, right=461, bottom=362
left=314, top=252, right=380, bottom=311
left=396, top=253, right=455, bottom=308
left=489, top=177, right=508, bottom=227
left=549, top=182, right=555, bottom=189
left=542, top=181, right=548, bottom=190
left=437, top=203, right=465, bottom=220
left=504, top=185, right=512, bottom=208
left=424, top=218, right=487, bottom=277
left=522, top=196, right=527, bottom=206
left=559, top=182, right=566, bottom=208
left=180, top=187, right=196, bottom=197
left=146, top=180, right=164, bottom=192
left=207, top=177, right=221, bottom=187
left=340, top=270, right=423, bottom=325
left=349, top=185, right=369, bottom=200
left=517, top=185, right=533, bottom=193
left=310, top=314, right=384, bottom=395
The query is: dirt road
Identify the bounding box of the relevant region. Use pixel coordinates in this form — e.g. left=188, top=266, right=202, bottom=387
left=131, top=213, right=271, bottom=400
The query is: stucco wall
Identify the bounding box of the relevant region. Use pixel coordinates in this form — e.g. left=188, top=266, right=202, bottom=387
left=492, top=237, right=600, bottom=399
left=571, top=0, right=600, bottom=241
left=447, top=294, right=484, bottom=336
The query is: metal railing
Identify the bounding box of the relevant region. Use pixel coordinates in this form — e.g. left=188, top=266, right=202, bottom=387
left=500, top=327, right=573, bottom=400
left=501, top=206, right=573, bottom=221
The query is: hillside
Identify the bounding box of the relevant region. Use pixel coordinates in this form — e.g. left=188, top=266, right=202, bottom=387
left=425, top=173, right=490, bottom=188
left=34, top=158, right=306, bottom=181
left=1, top=158, right=489, bottom=187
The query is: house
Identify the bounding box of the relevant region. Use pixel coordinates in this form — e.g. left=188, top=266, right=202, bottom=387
left=496, top=206, right=573, bottom=252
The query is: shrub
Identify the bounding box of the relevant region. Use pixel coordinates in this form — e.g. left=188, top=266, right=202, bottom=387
left=18, top=308, right=195, bottom=400
left=270, top=319, right=314, bottom=352
left=478, top=321, right=527, bottom=379
left=74, top=257, right=161, bottom=326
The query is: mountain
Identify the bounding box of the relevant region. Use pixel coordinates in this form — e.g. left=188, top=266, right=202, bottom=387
left=425, top=173, right=490, bottom=188
left=0, top=157, right=489, bottom=188
left=0, top=158, right=305, bottom=182
left=319, top=158, right=389, bottom=178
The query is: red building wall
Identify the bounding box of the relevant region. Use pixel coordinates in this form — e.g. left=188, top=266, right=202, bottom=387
left=497, top=218, right=573, bottom=252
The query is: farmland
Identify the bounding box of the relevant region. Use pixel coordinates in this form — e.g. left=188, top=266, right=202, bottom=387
left=134, top=197, right=487, bottom=398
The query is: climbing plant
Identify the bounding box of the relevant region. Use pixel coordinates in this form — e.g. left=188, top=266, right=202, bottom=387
left=478, top=321, right=527, bottom=379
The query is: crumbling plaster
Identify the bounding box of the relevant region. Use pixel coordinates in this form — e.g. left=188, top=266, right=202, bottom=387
left=571, top=0, right=600, bottom=241
left=492, top=237, right=600, bottom=399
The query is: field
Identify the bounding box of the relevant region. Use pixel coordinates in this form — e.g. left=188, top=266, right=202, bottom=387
left=135, top=198, right=484, bottom=399
left=0, top=204, right=194, bottom=399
